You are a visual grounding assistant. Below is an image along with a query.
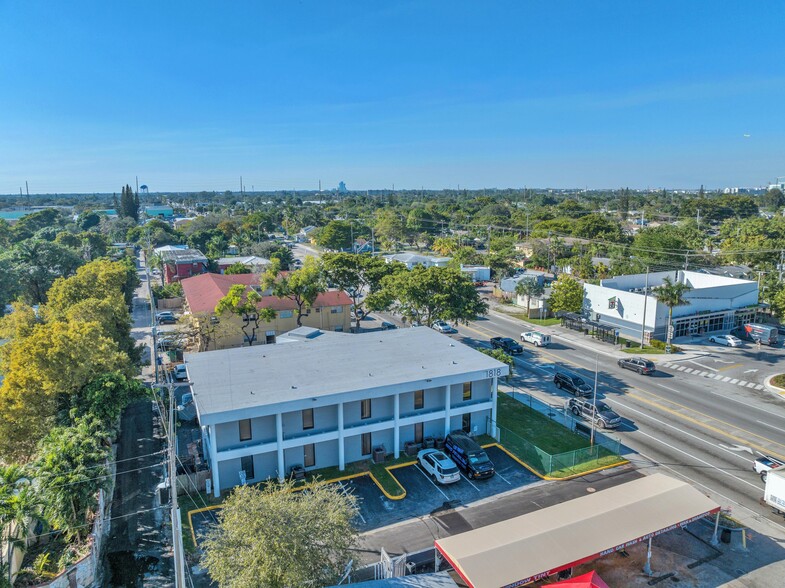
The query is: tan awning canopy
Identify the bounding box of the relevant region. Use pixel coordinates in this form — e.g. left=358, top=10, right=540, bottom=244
left=435, top=473, right=719, bottom=588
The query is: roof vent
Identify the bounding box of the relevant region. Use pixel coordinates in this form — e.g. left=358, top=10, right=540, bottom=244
left=291, top=385, right=297, bottom=389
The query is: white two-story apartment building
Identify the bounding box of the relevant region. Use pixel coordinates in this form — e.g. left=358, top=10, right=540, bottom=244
left=185, top=327, right=509, bottom=496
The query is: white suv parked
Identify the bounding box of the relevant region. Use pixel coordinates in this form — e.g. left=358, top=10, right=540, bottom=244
left=417, top=449, right=461, bottom=484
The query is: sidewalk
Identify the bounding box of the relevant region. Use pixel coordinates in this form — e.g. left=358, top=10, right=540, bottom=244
left=490, top=305, right=710, bottom=364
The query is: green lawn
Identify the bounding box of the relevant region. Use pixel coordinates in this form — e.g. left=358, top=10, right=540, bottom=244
left=496, top=393, right=626, bottom=477
left=502, top=312, right=561, bottom=327
left=621, top=345, right=666, bottom=354
left=771, top=374, right=785, bottom=389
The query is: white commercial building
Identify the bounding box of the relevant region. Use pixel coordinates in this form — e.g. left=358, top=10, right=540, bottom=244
left=185, top=327, right=508, bottom=496
left=583, top=270, right=759, bottom=342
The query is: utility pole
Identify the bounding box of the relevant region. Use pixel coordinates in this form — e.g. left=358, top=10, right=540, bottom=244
left=640, top=266, right=649, bottom=349
left=779, top=251, right=784, bottom=282
left=487, top=226, right=492, bottom=254
left=590, top=354, right=599, bottom=446
left=696, top=208, right=701, bottom=229
left=371, top=227, right=375, bottom=255
left=684, top=252, right=689, bottom=271
left=168, top=377, right=186, bottom=587
left=25, top=181, right=30, bottom=209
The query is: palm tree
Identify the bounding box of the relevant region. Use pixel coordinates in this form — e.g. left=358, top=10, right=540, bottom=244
left=515, top=279, right=545, bottom=318
left=652, top=275, right=692, bottom=351
left=0, top=465, right=41, bottom=586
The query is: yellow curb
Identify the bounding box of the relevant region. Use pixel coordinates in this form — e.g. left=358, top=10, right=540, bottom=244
left=369, top=459, right=416, bottom=501
left=482, top=442, right=629, bottom=481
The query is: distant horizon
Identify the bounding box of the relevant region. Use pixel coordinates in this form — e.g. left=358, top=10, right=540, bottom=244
left=2, top=2, right=784, bottom=193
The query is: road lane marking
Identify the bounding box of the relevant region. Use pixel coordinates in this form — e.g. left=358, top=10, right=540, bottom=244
left=756, top=420, right=785, bottom=434
left=689, top=360, right=716, bottom=372
left=414, top=464, right=449, bottom=500
left=613, top=402, right=763, bottom=490
left=719, top=363, right=744, bottom=372
left=464, top=318, right=785, bottom=456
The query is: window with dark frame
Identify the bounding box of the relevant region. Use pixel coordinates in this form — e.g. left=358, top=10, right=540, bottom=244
left=414, top=422, right=424, bottom=444
left=239, top=419, right=252, bottom=441
left=463, top=382, right=472, bottom=401
left=304, top=444, right=315, bottom=467
left=361, top=399, right=371, bottom=419
left=241, top=455, right=254, bottom=479
left=414, top=390, right=424, bottom=409
left=302, top=408, right=314, bottom=430
left=362, top=433, right=371, bottom=455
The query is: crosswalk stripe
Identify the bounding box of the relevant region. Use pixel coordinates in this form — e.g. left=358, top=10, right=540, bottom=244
left=738, top=380, right=748, bottom=387
left=684, top=368, right=694, bottom=373
left=714, top=374, right=724, bottom=380
left=755, top=384, right=764, bottom=390
left=677, top=366, right=687, bottom=371
left=722, top=376, right=731, bottom=382
left=730, top=378, right=739, bottom=384
left=699, top=371, right=709, bottom=377
left=746, top=382, right=757, bottom=388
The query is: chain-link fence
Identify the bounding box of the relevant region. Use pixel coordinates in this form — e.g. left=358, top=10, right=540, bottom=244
left=490, top=389, right=624, bottom=477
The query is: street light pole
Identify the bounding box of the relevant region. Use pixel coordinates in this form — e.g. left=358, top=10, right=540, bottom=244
left=640, top=266, right=649, bottom=349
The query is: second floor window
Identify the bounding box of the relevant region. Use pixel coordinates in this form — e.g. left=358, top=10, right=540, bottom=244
left=239, top=418, right=252, bottom=441
left=361, top=399, right=371, bottom=419
left=302, top=408, right=314, bottom=430
left=463, top=382, right=472, bottom=401
left=279, top=310, right=293, bottom=319
left=414, top=390, right=424, bottom=410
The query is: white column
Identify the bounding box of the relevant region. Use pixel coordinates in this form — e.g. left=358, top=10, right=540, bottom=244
left=338, top=402, right=345, bottom=471
left=443, top=385, right=452, bottom=437
left=276, top=412, right=285, bottom=482
left=394, top=393, right=400, bottom=458
left=491, top=376, right=499, bottom=438
left=209, top=425, right=220, bottom=497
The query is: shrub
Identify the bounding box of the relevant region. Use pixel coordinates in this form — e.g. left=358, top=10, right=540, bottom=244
left=650, top=338, right=681, bottom=352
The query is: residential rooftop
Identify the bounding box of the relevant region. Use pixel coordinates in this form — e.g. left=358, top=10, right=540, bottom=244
left=185, top=327, right=508, bottom=419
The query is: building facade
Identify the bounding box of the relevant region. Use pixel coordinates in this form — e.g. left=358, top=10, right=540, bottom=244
left=583, top=270, right=759, bottom=342
left=181, top=272, right=353, bottom=349
left=159, top=248, right=208, bottom=284
left=185, top=328, right=508, bottom=496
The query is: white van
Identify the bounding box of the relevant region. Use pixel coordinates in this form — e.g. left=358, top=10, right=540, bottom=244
left=521, top=331, right=551, bottom=347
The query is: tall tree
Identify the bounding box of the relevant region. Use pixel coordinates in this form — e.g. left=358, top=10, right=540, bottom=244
left=9, top=240, right=83, bottom=304
left=321, top=253, right=402, bottom=331
left=515, top=279, right=545, bottom=317
left=201, top=480, right=358, bottom=588
left=118, top=184, right=139, bottom=221
left=652, top=275, right=692, bottom=351
left=315, top=220, right=354, bottom=251
left=215, top=284, right=274, bottom=346
left=262, top=258, right=326, bottom=327
left=548, top=274, right=585, bottom=314
left=368, top=266, right=487, bottom=326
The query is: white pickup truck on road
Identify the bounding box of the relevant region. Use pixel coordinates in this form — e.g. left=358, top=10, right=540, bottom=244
left=754, top=455, right=785, bottom=481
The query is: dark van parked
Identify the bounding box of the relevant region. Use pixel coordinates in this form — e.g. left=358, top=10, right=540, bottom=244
left=732, top=324, right=779, bottom=346
left=443, top=433, right=495, bottom=480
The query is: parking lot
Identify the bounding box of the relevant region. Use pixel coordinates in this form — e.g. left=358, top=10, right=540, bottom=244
left=189, top=445, right=539, bottom=546
left=347, top=446, right=539, bottom=532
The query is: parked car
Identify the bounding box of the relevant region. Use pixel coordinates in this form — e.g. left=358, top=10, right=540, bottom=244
left=444, top=433, right=495, bottom=480
left=156, top=336, right=183, bottom=351
left=177, top=393, right=194, bottom=410
left=490, top=337, right=523, bottom=355
left=709, top=334, right=743, bottom=347
left=553, top=371, right=592, bottom=396
left=173, top=364, right=188, bottom=381
left=568, top=397, right=621, bottom=429
left=417, top=449, right=461, bottom=484
left=520, top=331, right=551, bottom=347
left=617, top=357, right=656, bottom=375
left=380, top=321, right=397, bottom=330
left=156, top=311, right=177, bottom=325
left=432, top=320, right=456, bottom=334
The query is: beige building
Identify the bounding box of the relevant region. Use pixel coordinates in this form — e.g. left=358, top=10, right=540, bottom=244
left=181, top=273, right=352, bottom=350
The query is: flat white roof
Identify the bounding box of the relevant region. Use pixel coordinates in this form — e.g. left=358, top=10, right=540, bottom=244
left=435, top=473, right=719, bottom=588
left=186, top=328, right=508, bottom=420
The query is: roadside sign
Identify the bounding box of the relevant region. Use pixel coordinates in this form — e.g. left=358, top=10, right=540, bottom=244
left=665, top=344, right=672, bottom=353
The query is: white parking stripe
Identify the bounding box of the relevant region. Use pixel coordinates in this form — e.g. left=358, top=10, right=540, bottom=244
left=460, top=472, right=480, bottom=491
left=414, top=464, right=449, bottom=500
left=494, top=469, right=511, bottom=485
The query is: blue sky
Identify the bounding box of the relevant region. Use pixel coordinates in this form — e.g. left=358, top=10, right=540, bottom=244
left=1, top=2, right=783, bottom=193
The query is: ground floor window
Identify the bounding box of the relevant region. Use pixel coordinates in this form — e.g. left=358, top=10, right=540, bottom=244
left=361, top=432, right=372, bottom=456
left=414, top=422, right=423, bottom=444
left=241, top=455, right=254, bottom=480
left=304, top=444, right=315, bottom=468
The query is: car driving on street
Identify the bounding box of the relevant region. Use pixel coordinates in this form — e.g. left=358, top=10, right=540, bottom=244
left=417, top=449, right=461, bottom=484
left=490, top=337, right=523, bottom=355
left=568, top=397, right=622, bottom=429
left=553, top=371, right=592, bottom=396
left=432, top=320, right=456, bottom=334
left=617, top=356, right=656, bottom=375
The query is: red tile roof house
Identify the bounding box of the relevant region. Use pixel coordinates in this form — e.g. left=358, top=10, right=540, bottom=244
left=180, top=273, right=352, bottom=350
left=160, top=248, right=209, bottom=284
